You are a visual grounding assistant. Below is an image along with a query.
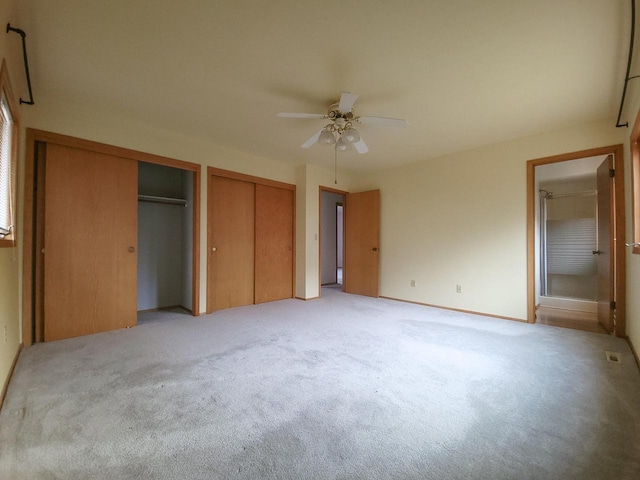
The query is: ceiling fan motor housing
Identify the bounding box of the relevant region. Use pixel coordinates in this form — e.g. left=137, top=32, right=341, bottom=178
left=326, top=103, right=356, bottom=134
left=276, top=92, right=404, bottom=153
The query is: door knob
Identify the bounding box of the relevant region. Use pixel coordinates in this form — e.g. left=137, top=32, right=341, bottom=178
left=212, top=247, right=217, bottom=252
left=372, top=247, right=378, bottom=252
left=128, top=247, right=135, bottom=253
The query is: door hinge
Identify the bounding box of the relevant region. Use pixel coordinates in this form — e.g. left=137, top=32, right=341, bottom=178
left=609, top=169, right=615, bottom=178
left=610, top=301, right=616, bottom=310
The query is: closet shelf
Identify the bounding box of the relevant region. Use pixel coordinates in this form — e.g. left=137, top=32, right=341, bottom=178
left=138, top=194, right=187, bottom=206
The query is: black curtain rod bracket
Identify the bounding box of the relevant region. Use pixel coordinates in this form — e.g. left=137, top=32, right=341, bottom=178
left=6, top=23, right=35, bottom=105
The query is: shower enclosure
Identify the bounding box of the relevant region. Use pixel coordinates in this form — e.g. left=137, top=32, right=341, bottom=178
left=539, top=189, right=598, bottom=301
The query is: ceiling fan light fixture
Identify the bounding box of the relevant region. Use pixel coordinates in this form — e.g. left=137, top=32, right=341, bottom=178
left=277, top=91, right=406, bottom=155
left=336, top=136, right=351, bottom=151
left=342, top=127, right=360, bottom=144
left=318, top=129, right=336, bottom=145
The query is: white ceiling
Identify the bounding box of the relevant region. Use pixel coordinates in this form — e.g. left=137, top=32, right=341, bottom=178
left=17, top=0, right=630, bottom=172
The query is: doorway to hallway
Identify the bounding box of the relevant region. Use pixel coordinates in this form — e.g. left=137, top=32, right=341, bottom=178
left=320, top=189, right=346, bottom=287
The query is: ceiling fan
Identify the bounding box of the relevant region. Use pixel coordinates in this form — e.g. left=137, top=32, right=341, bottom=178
left=277, top=92, right=407, bottom=154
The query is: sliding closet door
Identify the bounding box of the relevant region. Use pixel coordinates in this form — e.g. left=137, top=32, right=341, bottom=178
left=208, top=175, right=255, bottom=312
left=44, top=144, right=138, bottom=341
left=255, top=184, right=294, bottom=303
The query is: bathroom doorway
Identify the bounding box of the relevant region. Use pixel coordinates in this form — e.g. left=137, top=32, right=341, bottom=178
left=527, top=146, right=626, bottom=336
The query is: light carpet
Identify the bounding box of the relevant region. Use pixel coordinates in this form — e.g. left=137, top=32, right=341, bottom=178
left=1, top=288, right=639, bottom=479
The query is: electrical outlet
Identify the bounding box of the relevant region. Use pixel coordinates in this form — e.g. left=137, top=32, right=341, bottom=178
left=410, top=280, right=416, bottom=287
left=456, top=284, right=462, bottom=293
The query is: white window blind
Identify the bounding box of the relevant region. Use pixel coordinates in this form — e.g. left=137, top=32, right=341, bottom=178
left=0, top=93, right=13, bottom=237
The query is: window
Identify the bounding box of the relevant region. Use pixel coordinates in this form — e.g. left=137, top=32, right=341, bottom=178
left=632, top=108, right=640, bottom=255
left=0, top=59, right=18, bottom=247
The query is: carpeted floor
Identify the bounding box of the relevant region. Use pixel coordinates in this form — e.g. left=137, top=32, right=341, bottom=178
left=1, top=288, right=639, bottom=479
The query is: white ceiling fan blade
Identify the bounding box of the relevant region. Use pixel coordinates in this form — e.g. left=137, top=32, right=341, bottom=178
left=338, top=92, right=358, bottom=113
left=358, top=116, right=408, bottom=127
left=301, top=129, right=324, bottom=148
left=353, top=138, right=369, bottom=154
left=277, top=112, right=327, bottom=119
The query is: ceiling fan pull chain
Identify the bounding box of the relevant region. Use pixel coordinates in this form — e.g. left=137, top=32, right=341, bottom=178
left=334, top=145, right=338, bottom=184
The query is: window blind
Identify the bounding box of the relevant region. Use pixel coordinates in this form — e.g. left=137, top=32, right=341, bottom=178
left=0, top=93, right=13, bottom=237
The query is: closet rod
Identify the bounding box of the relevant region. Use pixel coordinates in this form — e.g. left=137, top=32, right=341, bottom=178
left=138, top=194, right=187, bottom=206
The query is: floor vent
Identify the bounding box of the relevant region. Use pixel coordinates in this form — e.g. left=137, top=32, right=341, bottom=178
left=605, top=351, right=622, bottom=363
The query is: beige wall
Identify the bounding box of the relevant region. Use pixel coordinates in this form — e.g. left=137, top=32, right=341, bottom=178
left=352, top=119, right=625, bottom=321
left=622, top=51, right=640, bottom=357
left=296, top=164, right=352, bottom=299
left=0, top=0, right=24, bottom=396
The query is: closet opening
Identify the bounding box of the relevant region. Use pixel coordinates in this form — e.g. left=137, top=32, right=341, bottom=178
left=137, top=162, right=194, bottom=324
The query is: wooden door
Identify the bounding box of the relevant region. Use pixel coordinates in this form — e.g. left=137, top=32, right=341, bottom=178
left=44, top=144, right=138, bottom=341
left=596, top=155, right=614, bottom=333
left=207, top=175, right=255, bottom=312
left=255, top=184, right=294, bottom=303
left=344, top=189, right=380, bottom=297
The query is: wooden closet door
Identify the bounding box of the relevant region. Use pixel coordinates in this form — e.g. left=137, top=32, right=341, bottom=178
left=44, top=144, right=138, bottom=341
left=255, top=184, right=294, bottom=303
left=207, top=175, right=255, bottom=312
